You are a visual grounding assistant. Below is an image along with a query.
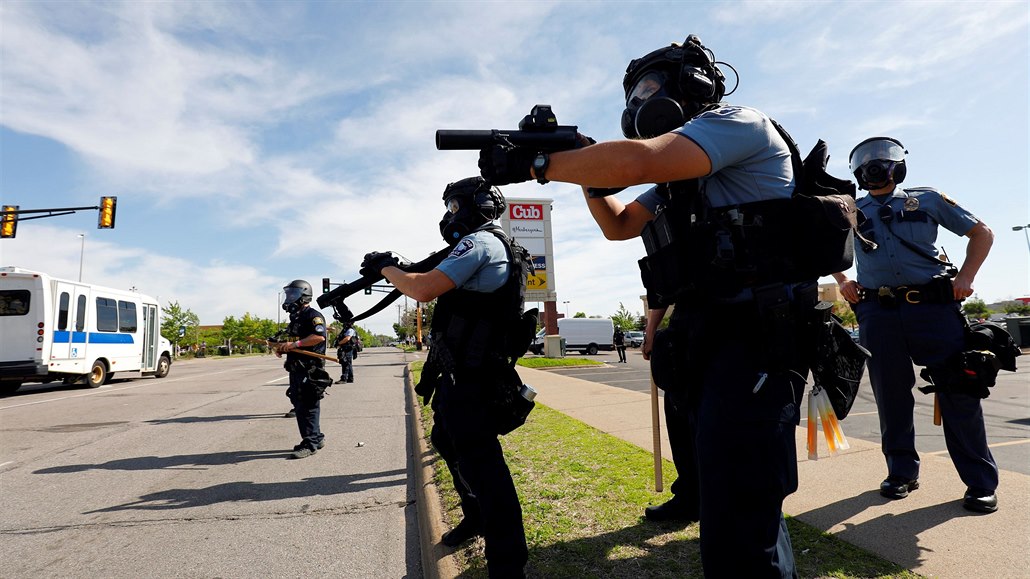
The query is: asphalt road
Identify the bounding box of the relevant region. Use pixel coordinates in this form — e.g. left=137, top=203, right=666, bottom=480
left=538, top=347, right=1030, bottom=476
left=0, top=348, right=421, bottom=578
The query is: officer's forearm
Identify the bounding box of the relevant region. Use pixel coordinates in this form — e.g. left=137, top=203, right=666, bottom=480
left=959, top=222, right=994, bottom=282
left=382, top=267, right=455, bottom=302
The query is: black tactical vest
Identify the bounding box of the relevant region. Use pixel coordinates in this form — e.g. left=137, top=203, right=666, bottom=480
left=430, top=226, right=531, bottom=369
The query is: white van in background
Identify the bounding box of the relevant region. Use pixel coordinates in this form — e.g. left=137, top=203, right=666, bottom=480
left=0, top=267, right=173, bottom=394
left=528, top=317, right=615, bottom=356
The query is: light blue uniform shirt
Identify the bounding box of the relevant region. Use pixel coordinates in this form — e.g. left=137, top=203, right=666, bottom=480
left=435, top=224, right=510, bottom=292
left=636, top=105, right=794, bottom=213
left=855, top=187, right=978, bottom=288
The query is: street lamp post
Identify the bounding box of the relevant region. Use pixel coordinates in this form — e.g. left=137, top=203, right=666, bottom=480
left=276, top=291, right=283, bottom=327
left=562, top=300, right=570, bottom=318
left=77, top=233, right=85, bottom=282
left=1013, top=225, right=1030, bottom=255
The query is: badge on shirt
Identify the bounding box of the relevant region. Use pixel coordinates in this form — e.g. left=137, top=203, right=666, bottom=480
left=903, top=197, right=919, bottom=211
left=940, top=192, right=958, bottom=206
left=449, top=238, right=475, bottom=258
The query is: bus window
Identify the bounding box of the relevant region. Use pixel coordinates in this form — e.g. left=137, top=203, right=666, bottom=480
left=119, top=300, right=137, bottom=333
left=0, top=290, right=31, bottom=316
left=96, top=297, right=118, bottom=332
left=76, top=295, right=87, bottom=331
left=58, top=292, right=70, bottom=330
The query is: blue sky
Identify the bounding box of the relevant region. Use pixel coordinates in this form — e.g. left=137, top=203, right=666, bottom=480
left=2, top=1, right=1027, bottom=336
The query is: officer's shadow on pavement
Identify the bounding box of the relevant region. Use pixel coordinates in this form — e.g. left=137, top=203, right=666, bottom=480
left=83, top=468, right=408, bottom=513
left=143, top=413, right=286, bottom=425
left=795, top=489, right=981, bottom=571
left=33, top=449, right=293, bottom=474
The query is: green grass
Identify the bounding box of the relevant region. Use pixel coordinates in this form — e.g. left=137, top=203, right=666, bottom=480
left=409, top=362, right=918, bottom=578
left=516, top=357, right=604, bottom=368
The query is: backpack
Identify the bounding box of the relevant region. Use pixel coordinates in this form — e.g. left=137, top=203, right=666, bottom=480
left=770, top=120, right=871, bottom=281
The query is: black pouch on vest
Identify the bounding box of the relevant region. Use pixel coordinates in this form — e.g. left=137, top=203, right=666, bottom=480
left=492, top=366, right=535, bottom=435
left=811, top=302, right=871, bottom=420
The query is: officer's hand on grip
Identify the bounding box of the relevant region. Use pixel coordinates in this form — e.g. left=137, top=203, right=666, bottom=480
left=478, top=144, right=535, bottom=185
left=360, top=251, right=401, bottom=278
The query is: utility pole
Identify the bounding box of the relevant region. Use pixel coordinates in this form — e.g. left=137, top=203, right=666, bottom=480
left=78, top=233, right=86, bottom=281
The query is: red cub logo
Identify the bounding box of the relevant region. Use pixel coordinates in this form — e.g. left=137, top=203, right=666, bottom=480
left=510, top=203, right=543, bottom=220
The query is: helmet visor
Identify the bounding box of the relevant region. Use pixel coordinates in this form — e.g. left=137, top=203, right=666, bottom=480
left=850, top=139, right=906, bottom=174
left=283, top=287, right=306, bottom=304
left=627, top=71, right=666, bottom=105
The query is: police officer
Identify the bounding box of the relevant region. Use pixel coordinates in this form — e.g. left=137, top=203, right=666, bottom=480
left=832, top=137, right=998, bottom=512
left=481, top=34, right=815, bottom=577
left=275, top=279, right=329, bottom=459
left=361, top=177, right=531, bottom=578
left=335, top=321, right=357, bottom=384
left=613, top=327, right=627, bottom=363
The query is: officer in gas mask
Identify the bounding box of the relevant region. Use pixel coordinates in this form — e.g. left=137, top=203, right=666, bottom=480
left=832, top=137, right=998, bottom=512
left=360, top=177, right=533, bottom=578
left=480, top=34, right=817, bottom=577
left=275, top=279, right=329, bottom=459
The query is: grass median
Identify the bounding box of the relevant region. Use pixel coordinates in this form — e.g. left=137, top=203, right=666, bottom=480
left=411, top=361, right=919, bottom=578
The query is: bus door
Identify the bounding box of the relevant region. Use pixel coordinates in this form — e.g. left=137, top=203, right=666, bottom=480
left=140, top=303, right=158, bottom=372
left=52, top=282, right=88, bottom=361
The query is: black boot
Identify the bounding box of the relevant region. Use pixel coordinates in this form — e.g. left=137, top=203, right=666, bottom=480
left=644, top=496, right=699, bottom=523
left=441, top=518, right=482, bottom=548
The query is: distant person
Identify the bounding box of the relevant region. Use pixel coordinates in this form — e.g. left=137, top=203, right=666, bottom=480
left=832, top=137, right=998, bottom=512
left=335, top=322, right=357, bottom=384
left=361, top=177, right=533, bottom=577
left=275, top=279, right=329, bottom=459
left=613, top=327, right=627, bottom=363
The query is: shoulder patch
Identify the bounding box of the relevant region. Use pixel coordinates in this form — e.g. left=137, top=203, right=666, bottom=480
left=312, top=317, right=325, bottom=325
left=940, top=193, right=958, bottom=206
left=448, top=238, right=475, bottom=258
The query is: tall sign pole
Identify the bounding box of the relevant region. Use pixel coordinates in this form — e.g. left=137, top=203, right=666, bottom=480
left=500, top=197, right=558, bottom=333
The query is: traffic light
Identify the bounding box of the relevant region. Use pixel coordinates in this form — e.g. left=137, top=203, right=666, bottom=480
left=0, top=206, right=17, bottom=239
left=322, top=277, right=331, bottom=293
left=98, top=196, right=117, bottom=229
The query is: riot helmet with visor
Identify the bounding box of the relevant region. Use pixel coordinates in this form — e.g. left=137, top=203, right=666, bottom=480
left=849, top=137, right=908, bottom=190
left=282, top=279, right=313, bottom=313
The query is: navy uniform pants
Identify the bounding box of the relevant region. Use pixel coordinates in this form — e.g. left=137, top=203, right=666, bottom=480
left=678, top=299, right=807, bottom=579
left=662, top=316, right=702, bottom=516
left=287, top=369, right=324, bottom=450
left=430, top=370, right=527, bottom=577
left=855, top=300, right=998, bottom=491
left=338, top=350, right=354, bottom=382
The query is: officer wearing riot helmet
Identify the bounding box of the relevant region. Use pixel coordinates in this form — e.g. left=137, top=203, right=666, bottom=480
left=335, top=321, right=357, bottom=384
left=481, top=35, right=816, bottom=577
left=832, top=137, right=998, bottom=512
left=361, top=177, right=532, bottom=578
left=275, top=279, right=329, bottom=459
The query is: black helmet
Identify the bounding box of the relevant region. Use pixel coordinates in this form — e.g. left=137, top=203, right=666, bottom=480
left=849, top=137, right=907, bottom=190
left=439, top=177, right=506, bottom=245
left=282, top=279, right=313, bottom=313
left=621, top=35, right=727, bottom=139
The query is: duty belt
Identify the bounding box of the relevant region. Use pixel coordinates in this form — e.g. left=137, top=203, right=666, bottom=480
left=861, top=284, right=953, bottom=306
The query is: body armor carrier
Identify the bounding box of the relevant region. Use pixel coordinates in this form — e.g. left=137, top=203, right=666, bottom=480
left=639, top=180, right=798, bottom=305
left=428, top=226, right=534, bottom=370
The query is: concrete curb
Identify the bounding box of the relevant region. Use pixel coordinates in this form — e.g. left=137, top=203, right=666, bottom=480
left=405, top=363, right=460, bottom=579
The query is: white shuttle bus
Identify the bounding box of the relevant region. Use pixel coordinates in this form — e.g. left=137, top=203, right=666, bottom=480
left=0, top=267, right=173, bottom=394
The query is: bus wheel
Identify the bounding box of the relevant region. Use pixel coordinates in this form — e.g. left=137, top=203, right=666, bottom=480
left=86, top=361, right=107, bottom=388
left=0, top=381, right=22, bottom=395
left=154, top=355, right=171, bottom=378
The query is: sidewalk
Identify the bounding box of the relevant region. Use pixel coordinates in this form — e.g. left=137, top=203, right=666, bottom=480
left=509, top=365, right=1030, bottom=579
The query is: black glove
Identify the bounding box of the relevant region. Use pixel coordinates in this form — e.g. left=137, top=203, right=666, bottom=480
left=478, top=144, right=535, bottom=185
left=360, top=251, right=401, bottom=278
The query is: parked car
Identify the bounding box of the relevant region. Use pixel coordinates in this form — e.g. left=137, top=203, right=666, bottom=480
left=625, top=331, right=644, bottom=348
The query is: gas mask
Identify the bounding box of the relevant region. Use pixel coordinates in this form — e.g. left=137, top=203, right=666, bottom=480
left=439, top=195, right=486, bottom=246
left=849, top=137, right=908, bottom=190
left=621, top=71, right=688, bottom=139
left=282, top=280, right=312, bottom=313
